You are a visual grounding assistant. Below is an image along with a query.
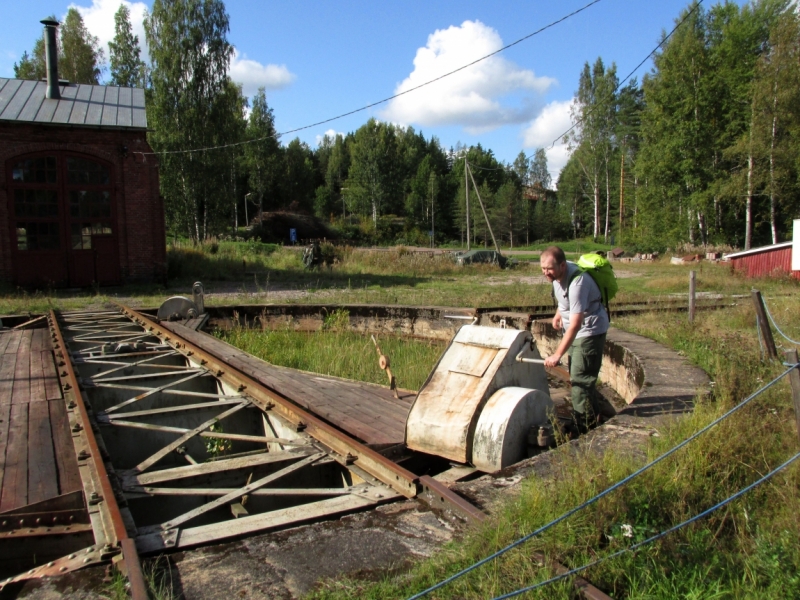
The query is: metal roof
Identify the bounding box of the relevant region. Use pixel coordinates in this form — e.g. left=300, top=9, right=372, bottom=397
left=724, top=241, right=793, bottom=260
left=0, top=78, right=146, bottom=129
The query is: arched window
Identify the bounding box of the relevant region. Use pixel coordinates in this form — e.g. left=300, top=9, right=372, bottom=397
left=7, top=152, right=118, bottom=287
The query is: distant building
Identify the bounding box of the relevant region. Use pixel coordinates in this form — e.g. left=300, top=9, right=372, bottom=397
left=0, top=18, right=165, bottom=288
left=726, top=240, right=799, bottom=281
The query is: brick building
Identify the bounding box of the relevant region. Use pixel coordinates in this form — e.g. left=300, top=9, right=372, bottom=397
left=0, top=20, right=165, bottom=288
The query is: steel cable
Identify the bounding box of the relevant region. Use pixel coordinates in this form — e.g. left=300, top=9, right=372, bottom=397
left=407, top=362, right=799, bottom=599
left=762, top=295, right=800, bottom=346
left=492, top=450, right=800, bottom=599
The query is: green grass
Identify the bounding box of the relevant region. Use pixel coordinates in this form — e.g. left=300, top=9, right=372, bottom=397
left=307, top=306, right=800, bottom=599
left=215, top=319, right=445, bottom=391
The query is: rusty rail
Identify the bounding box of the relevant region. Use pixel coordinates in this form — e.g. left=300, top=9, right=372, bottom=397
left=48, top=311, right=148, bottom=598
left=116, top=303, right=421, bottom=499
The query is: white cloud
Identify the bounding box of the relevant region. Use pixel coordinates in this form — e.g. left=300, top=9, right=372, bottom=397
left=315, top=129, right=344, bottom=146
left=72, top=1, right=295, bottom=96
left=382, top=20, right=555, bottom=134
left=521, top=99, right=574, bottom=184
left=70, top=0, right=149, bottom=62
left=229, top=50, right=295, bottom=98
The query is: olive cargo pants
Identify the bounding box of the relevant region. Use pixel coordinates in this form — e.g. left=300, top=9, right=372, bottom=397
left=568, top=333, right=607, bottom=429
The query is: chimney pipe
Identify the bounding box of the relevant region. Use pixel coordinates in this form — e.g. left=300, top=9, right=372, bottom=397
left=40, top=17, right=60, bottom=100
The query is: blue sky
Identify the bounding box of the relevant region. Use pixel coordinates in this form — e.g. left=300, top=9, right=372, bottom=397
left=1, top=0, right=725, bottom=181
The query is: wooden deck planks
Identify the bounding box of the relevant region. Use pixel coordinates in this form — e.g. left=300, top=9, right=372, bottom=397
left=49, top=400, right=81, bottom=494
left=0, top=403, right=29, bottom=511
left=11, top=331, right=31, bottom=404
left=0, top=354, right=17, bottom=406
left=0, top=328, right=78, bottom=513
left=160, top=323, right=412, bottom=445
left=27, top=401, right=58, bottom=504
left=42, top=351, right=62, bottom=400
left=3, top=330, right=23, bottom=355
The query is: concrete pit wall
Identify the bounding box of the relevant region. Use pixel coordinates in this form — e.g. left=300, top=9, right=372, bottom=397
left=204, top=304, right=705, bottom=410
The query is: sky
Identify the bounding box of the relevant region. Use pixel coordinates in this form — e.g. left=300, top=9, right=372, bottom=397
left=0, top=0, right=730, bottom=183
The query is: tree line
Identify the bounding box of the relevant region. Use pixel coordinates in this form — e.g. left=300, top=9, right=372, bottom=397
left=561, top=0, right=800, bottom=251
left=12, top=0, right=800, bottom=250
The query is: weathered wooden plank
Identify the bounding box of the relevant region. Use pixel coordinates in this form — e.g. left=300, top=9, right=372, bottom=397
left=123, top=447, right=315, bottom=487
left=150, top=452, right=326, bottom=532
left=11, top=332, right=31, bottom=404
left=0, top=404, right=28, bottom=511
left=0, top=403, right=12, bottom=498
left=128, top=486, right=351, bottom=497
left=28, top=344, right=46, bottom=401
left=2, top=330, right=23, bottom=354
left=29, top=328, right=45, bottom=352
left=0, top=354, right=17, bottom=407
left=27, top=401, right=58, bottom=504
left=0, top=332, right=14, bottom=355
left=135, top=489, right=397, bottom=553
left=11, top=316, right=47, bottom=331
left=49, top=400, right=82, bottom=494
left=42, top=351, right=62, bottom=401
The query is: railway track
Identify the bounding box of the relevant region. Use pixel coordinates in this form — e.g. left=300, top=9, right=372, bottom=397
left=1, top=299, right=699, bottom=597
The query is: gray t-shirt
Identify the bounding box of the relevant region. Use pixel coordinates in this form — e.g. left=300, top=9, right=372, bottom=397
left=552, top=262, right=609, bottom=338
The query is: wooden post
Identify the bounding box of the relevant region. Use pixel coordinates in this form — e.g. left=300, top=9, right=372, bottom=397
left=688, top=271, right=696, bottom=323
left=786, top=349, right=800, bottom=445
left=751, top=290, right=778, bottom=360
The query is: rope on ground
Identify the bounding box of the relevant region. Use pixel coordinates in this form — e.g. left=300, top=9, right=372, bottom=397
left=407, top=363, right=800, bottom=600
left=492, top=450, right=800, bottom=599
left=762, top=296, right=800, bottom=346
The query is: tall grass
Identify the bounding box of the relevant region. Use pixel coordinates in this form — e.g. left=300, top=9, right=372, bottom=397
left=307, top=288, right=800, bottom=598
left=216, top=323, right=445, bottom=391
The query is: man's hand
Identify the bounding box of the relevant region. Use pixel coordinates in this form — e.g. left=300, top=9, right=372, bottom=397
left=544, top=353, right=562, bottom=368
left=552, top=311, right=562, bottom=330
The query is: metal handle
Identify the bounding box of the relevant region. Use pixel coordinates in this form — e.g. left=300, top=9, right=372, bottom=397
left=515, top=349, right=547, bottom=364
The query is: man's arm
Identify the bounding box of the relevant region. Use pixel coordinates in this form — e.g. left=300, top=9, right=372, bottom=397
left=544, top=311, right=583, bottom=367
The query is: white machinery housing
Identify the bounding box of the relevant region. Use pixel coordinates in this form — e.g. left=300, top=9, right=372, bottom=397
left=405, top=325, right=553, bottom=472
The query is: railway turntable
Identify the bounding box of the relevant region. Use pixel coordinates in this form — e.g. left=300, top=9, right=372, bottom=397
left=0, top=304, right=559, bottom=595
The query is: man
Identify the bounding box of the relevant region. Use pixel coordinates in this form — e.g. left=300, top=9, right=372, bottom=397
left=540, top=246, right=609, bottom=433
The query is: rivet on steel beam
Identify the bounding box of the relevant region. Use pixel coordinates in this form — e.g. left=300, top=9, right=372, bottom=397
left=72, top=423, right=82, bottom=432
left=63, top=383, right=71, bottom=390
left=296, top=422, right=307, bottom=432
left=35, top=518, right=41, bottom=525
left=187, top=350, right=194, bottom=356
left=88, top=492, right=102, bottom=505
left=68, top=400, right=76, bottom=409
left=238, top=384, right=246, bottom=392
left=46, top=562, right=54, bottom=568
left=345, top=453, right=357, bottom=464
left=61, top=371, right=68, bottom=377
left=58, top=360, right=65, bottom=367
left=200, top=359, right=207, bottom=365
left=78, top=450, right=90, bottom=460
left=216, top=370, right=224, bottom=377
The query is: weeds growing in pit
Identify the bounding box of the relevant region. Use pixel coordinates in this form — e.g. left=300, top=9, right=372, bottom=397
left=216, top=324, right=445, bottom=391
left=307, top=286, right=800, bottom=599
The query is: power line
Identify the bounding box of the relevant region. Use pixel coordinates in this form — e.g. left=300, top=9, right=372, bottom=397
left=533, top=0, right=705, bottom=159
left=493, top=449, right=800, bottom=599
left=136, top=0, right=604, bottom=157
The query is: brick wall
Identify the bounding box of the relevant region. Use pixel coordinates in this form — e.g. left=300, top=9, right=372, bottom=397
left=0, top=122, right=166, bottom=285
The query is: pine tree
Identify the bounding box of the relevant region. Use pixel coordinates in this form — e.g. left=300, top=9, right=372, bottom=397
left=60, top=8, right=104, bottom=84
left=109, top=4, right=146, bottom=87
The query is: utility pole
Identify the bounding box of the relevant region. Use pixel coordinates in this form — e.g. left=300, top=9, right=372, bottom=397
left=465, top=156, right=470, bottom=251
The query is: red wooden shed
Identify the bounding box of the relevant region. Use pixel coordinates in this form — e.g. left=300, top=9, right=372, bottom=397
left=0, top=20, right=165, bottom=288
left=725, top=241, right=799, bottom=281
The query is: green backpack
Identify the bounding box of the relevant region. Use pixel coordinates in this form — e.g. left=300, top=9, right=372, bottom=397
left=569, top=253, right=618, bottom=312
